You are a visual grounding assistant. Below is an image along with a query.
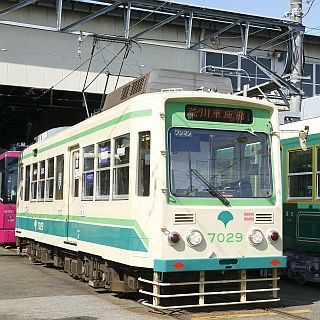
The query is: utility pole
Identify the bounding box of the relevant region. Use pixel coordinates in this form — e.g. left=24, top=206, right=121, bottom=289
left=289, top=0, right=304, bottom=112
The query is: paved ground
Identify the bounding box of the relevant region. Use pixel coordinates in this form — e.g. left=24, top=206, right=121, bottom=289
left=1, top=246, right=320, bottom=320
left=0, top=247, right=173, bottom=320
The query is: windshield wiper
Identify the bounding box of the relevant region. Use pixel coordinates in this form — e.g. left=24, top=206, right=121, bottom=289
left=190, top=169, right=230, bottom=206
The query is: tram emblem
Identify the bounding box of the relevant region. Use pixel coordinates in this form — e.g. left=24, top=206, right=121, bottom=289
left=217, top=211, right=234, bottom=228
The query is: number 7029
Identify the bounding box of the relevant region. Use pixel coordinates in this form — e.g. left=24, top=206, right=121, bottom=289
left=208, top=232, right=243, bottom=243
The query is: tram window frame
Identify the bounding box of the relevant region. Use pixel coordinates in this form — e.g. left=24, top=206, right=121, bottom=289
left=46, top=157, right=54, bottom=201
left=96, top=140, right=111, bottom=200
left=0, top=158, right=4, bottom=202
left=72, top=150, right=80, bottom=198
left=287, top=148, right=313, bottom=200
left=6, top=157, right=18, bottom=204
left=82, top=144, right=95, bottom=199
left=137, top=131, right=151, bottom=197
left=24, top=165, right=30, bottom=201
left=31, top=163, right=38, bottom=201
left=113, top=134, right=130, bottom=199
left=19, top=163, right=24, bottom=201
left=38, top=160, right=45, bottom=201
left=55, top=155, right=64, bottom=200
left=316, top=147, right=320, bottom=199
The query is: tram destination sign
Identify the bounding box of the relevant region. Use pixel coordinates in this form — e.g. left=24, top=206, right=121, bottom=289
left=185, top=105, right=253, bottom=124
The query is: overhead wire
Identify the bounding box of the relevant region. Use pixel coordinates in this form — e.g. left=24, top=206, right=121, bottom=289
left=303, top=0, right=317, bottom=18
left=30, top=0, right=316, bottom=107
left=33, top=0, right=171, bottom=103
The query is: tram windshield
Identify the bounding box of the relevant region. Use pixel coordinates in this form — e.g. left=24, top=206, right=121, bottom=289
left=169, top=128, right=273, bottom=199
left=0, top=157, right=18, bottom=204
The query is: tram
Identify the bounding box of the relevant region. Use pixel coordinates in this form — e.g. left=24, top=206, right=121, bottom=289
left=0, top=150, right=19, bottom=245
left=281, top=116, right=320, bottom=284
left=16, top=70, right=285, bottom=309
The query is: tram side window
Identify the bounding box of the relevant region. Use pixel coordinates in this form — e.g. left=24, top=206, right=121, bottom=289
left=31, top=163, right=38, bottom=200
left=138, top=131, right=151, bottom=196
left=19, top=163, right=23, bottom=201
left=55, top=155, right=64, bottom=200
left=288, top=149, right=313, bottom=199
left=83, top=145, right=94, bottom=198
left=46, top=158, right=54, bottom=200
left=38, top=160, right=45, bottom=201
left=24, top=165, right=30, bottom=201
left=97, top=140, right=111, bottom=199
left=114, top=134, right=130, bottom=199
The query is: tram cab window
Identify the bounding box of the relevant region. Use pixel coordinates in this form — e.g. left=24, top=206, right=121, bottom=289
left=83, top=145, right=95, bottom=198
left=169, top=128, right=273, bottom=198
left=138, top=132, right=151, bottom=196
left=288, top=149, right=313, bottom=199
left=31, top=163, right=38, bottom=200
left=114, top=134, right=130, bottom=199
left=55, top=155, right=64, bottom=200
left=46, top=158, right=54, bottom=200
left=24, top=165, right=30, bottom=201
left=5, top=157, right=18, bottom=204
left=38, top=160, right=45, bottom=201
left=97, top=140, right=111, bottom=199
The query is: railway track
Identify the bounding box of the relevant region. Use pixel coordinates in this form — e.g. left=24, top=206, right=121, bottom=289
left=158, top=306, right=313, bottom=320
left=265, top=308, right=311, bottom=320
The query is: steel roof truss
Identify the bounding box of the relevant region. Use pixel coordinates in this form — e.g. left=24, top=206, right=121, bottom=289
left=277, top=89, right=290, bottom=108
left=240, top=21, right=250, bottom=54
left=243, top=54, right=303, bottom=95
left=0, top=0, right=38, bottom=16
left=61, top=0, right=128, bottom=32
left=56, top=0, right=63, bottom=30
left=132, top=9, right=188, bottom=39
left=248, top=29, right=294, bottom=54
left=124, top=0, right=131, bottom=39
left=190, top=19, right=242, bottom=49
left=185, top=11, right=193, bottom=49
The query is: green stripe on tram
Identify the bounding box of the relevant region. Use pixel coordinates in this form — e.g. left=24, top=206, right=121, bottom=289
left=22, top=109, right=152, bottom=159
left=17, top=212, right=149, bottom=252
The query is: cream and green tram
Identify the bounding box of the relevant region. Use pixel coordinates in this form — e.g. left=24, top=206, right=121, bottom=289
left=16, top=78, right=285, bottom=309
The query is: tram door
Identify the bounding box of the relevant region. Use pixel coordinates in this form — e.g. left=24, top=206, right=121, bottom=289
left=66, top=146, right=80, bottom=244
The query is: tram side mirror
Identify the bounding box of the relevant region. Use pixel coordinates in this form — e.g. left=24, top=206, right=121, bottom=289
left=299, top=126, right=309, bottom=151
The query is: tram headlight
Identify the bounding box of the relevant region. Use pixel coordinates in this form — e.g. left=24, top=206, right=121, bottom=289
left=186, top=229, right=203, bottom=247
left=248, top=229, right=264, bottom=246
left=168, top=231, right=181, bottom=245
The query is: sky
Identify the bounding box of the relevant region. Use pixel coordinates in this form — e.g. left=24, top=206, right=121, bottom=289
left=178, top=1, right=319, bottom=36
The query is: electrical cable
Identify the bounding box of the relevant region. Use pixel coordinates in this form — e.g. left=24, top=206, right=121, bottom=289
left=32, top=0, right=171, bottom=103
left=303, top=0, right=317, bottom=18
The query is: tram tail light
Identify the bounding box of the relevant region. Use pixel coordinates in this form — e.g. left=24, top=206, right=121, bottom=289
left=268, top=230, right=279, bottom=242
left=168, top=231, right=181, bottom=245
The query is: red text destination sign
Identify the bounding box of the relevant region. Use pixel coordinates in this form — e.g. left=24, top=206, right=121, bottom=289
left=185, top=105, right=253, bottom=124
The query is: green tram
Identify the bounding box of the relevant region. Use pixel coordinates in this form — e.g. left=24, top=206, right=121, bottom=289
left=281, top=116, right=320, bottom=283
